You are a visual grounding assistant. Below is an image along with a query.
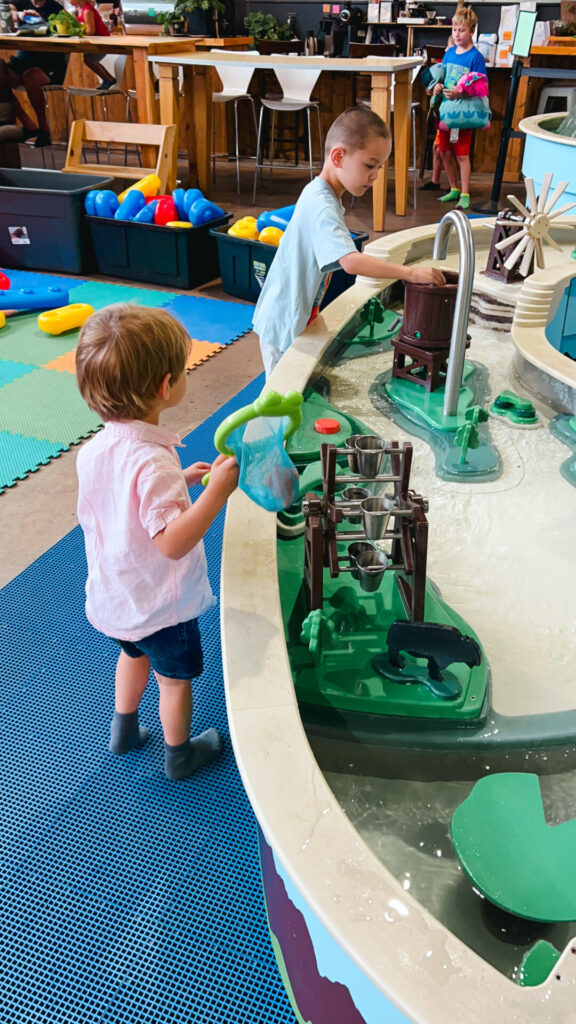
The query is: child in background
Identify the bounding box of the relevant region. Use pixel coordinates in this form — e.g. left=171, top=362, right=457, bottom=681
left=253, top=106, right=446, bottom=379
left=70, top=0, right=116, bottom=90
left=76, top=305, right=239, bottom=781
left=432, top=6, right=487, bottom=211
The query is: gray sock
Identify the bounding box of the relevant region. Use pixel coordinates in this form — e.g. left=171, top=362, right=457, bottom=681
left=109, top=711, right=150, bottom=755
left=164, top=728, right=223, bottom=781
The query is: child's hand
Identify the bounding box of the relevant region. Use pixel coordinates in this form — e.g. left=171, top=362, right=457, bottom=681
left=406, top=266, right=447, bottom=287
left=206, top=453, right=239, bottom=502
left=184, top=461, right=212, bottom=487
left=433, top=83, right=444, bottom=95
left=443, top=87, right=460, bottom=100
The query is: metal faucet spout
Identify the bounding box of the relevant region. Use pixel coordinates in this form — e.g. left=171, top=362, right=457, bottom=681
left=432, top=209, right=475, bottom=417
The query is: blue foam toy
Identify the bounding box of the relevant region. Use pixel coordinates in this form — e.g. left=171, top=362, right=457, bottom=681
left=0, top=287, right=69, bottom=311
left=84, top=190, right=98, bottom=216
left=115, top=189, right=145, bottom=221
left=183, top=188, right=203, bottom=216
left=172, top=187, right=187, bottom=220
left=133, top=201, right=157, bottom=223
left=94, top=190, right=119, bottom=218
left=256, top=204, right=296, bottom=233
left=189, top=198, right=225, bottom=226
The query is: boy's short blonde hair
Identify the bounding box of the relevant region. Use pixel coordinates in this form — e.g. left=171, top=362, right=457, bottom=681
left=452, top=6, right=477, bottom=32
left=76, top=303, right=191, bottom=421
left=324, top=105, right=391, bottom=158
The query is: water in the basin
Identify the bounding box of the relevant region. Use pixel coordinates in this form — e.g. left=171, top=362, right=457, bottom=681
left=324, top=764, right=576, bottom=981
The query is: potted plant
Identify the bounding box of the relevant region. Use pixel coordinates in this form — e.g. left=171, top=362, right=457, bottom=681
left=244, top=10, right=292, bottom=43
left=157, top=0, right=225, bottom=36
left=48, top=9, right=86, bottom=35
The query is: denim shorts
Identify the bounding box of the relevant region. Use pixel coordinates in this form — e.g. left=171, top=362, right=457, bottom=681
left=112, top=619, right=203, bottom=680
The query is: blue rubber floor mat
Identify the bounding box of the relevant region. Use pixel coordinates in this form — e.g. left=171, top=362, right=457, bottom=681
left=162, top=294, right=254, bottom=345
left=0, top=268, right=86, bottom=292
left=0, top=372, right=296, bottom=1024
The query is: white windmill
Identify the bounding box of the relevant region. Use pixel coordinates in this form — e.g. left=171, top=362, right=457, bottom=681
left=494, top=173, right=576, bottom=277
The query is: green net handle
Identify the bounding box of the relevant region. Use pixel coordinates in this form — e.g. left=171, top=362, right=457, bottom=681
left=213, top=389, right=304, bottom=457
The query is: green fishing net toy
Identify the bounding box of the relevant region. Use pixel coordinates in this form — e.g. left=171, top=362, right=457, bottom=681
left=213, top=390, right=303, bottom=512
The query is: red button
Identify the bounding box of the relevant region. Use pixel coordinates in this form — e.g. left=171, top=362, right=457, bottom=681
left=314, top=418, right=341, bottom=434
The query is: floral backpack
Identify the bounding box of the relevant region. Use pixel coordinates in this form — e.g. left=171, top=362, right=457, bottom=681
left=422, top=61, right=491, bottom=131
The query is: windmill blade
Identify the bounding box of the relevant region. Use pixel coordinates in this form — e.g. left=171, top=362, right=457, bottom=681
left=547, top=202, right=576, bottom=219
left=534, top=238, right=545, bottom=269
left=506, top=193, right=531, bottom=219
left=525, top=177, right=538, bottom=212
left=504, top=234, right=530, bottom=270
left=543, top=181, right=569, bottom=214
left=495, top=229, right=527, bottom=251
left=537, top=172, right=554, bottom=212
left=542, top=232, right=563, bottom=252
left=519, top=238, right=536, bottom=277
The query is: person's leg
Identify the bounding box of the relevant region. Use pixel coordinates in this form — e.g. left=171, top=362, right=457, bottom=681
left=83, top=53, right=116, bottom=86
left=455, top=150, right=471, bottom=210
left=419, top=141, right=442, bottom=191
left=260, top=340, right=283, bottom=379
left=21, top=67, right=50, bottom=134
left=109, top=649, right=151, bottom=754
left=7, top=67, right=37, bottom=133
left=155, top=672, right=222, bottom=780
left=436, top=131, right=461, bottom=202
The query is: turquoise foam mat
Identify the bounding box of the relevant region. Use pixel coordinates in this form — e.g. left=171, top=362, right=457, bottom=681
left=0, top=373, right=296, bottom=1024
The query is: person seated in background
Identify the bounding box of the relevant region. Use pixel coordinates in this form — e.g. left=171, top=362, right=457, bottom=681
left=69, top=0, right=116, bottom=90
left=7, top=0, right=68, bottom=146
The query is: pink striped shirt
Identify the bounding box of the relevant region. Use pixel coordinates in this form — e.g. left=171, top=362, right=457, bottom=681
left=76, top=420, right=215, bottom=642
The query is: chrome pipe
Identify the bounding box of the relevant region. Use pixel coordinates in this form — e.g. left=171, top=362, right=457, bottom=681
left=432, top=209, right=475, bottom=418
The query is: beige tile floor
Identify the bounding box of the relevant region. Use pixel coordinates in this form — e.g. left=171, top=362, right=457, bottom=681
left=0, top=160, right=523, bottom=588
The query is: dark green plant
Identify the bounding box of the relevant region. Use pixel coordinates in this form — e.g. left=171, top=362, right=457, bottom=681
left=244, top=10, right=292, bottom=42
left=157, top=0, right=225, bottom=34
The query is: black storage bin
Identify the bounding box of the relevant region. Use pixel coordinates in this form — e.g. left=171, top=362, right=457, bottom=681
left=211, top=227, right=369, bottom=306
left=87, top=212, right=232, bottom=289
left=0, top=168, right=113, bottom=273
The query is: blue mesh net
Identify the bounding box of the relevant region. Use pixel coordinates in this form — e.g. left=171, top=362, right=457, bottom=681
left=227, top=416, right=299, bottom=512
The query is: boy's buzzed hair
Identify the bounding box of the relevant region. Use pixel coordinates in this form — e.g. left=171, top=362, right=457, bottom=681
left=452, top=5, right=478, bottom=31
left=76, top=303, right=191, bottom=421
left=324, top=105, right=391, bottom=158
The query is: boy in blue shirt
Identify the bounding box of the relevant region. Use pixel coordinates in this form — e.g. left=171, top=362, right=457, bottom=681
left=253, top=106, right=446, bottom=379
left=433, top=6, right=487, bottom=210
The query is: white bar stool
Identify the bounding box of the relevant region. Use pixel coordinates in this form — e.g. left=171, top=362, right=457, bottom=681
left=253, top=58, right=324, bottom=204
left=211, top=48, right=259, bottom=194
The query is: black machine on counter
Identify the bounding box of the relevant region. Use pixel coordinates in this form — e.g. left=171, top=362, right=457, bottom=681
left=318, top=3, right=365, bottom=56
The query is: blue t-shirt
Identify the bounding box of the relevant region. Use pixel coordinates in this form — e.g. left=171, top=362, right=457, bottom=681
left=253, top=177, right=356, bottom=355
left=443, top=44, right=487, bottom=76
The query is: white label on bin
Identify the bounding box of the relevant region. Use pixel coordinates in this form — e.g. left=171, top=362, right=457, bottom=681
left=9, top=226, right=30, bottom=245
left=253, top=260, right=268, bottom=290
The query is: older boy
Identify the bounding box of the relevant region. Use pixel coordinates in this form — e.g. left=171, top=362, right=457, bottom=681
left=253, top=106, right=446, bottom=379
left=433, top=6, right=487, bottom=210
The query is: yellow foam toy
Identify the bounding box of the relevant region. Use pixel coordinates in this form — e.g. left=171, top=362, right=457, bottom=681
left=0, top=311, right=5, bottom=328
left=117, top=174, right=161, bottom=204
left=166, top=221, right=193, bottom=228
left=38, top=303, right=94, bottom=336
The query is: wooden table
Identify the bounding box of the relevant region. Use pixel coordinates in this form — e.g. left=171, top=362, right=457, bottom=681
left=0, top=32, right=203, bottom=128
left=151, top=51, right=423, bottom=231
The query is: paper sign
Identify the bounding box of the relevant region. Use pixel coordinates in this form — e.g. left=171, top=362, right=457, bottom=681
left=332, top=5, right=340, bottom=13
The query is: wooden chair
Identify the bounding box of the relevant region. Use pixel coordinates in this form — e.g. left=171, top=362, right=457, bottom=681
left=349, top=42, right=396, bottom=57
left=257, top=40, right=304, bottom=55
left=64, top=120, right=177, bottom=193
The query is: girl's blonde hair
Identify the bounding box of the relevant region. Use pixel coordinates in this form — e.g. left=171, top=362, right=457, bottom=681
left=76, top=303, right=191, bottom=421
left=452, top=5, right=478, bottom=32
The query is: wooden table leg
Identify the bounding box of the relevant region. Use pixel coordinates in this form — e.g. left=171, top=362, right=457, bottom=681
left=157, top=63, right=180, bottom=190
left=392, top=68, right=412, bottom=217
left=191, top=64, right=212, bottom=195
left=370, top=71, right=392, bottom=232
left=133, top=47, right=158, bottom=169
